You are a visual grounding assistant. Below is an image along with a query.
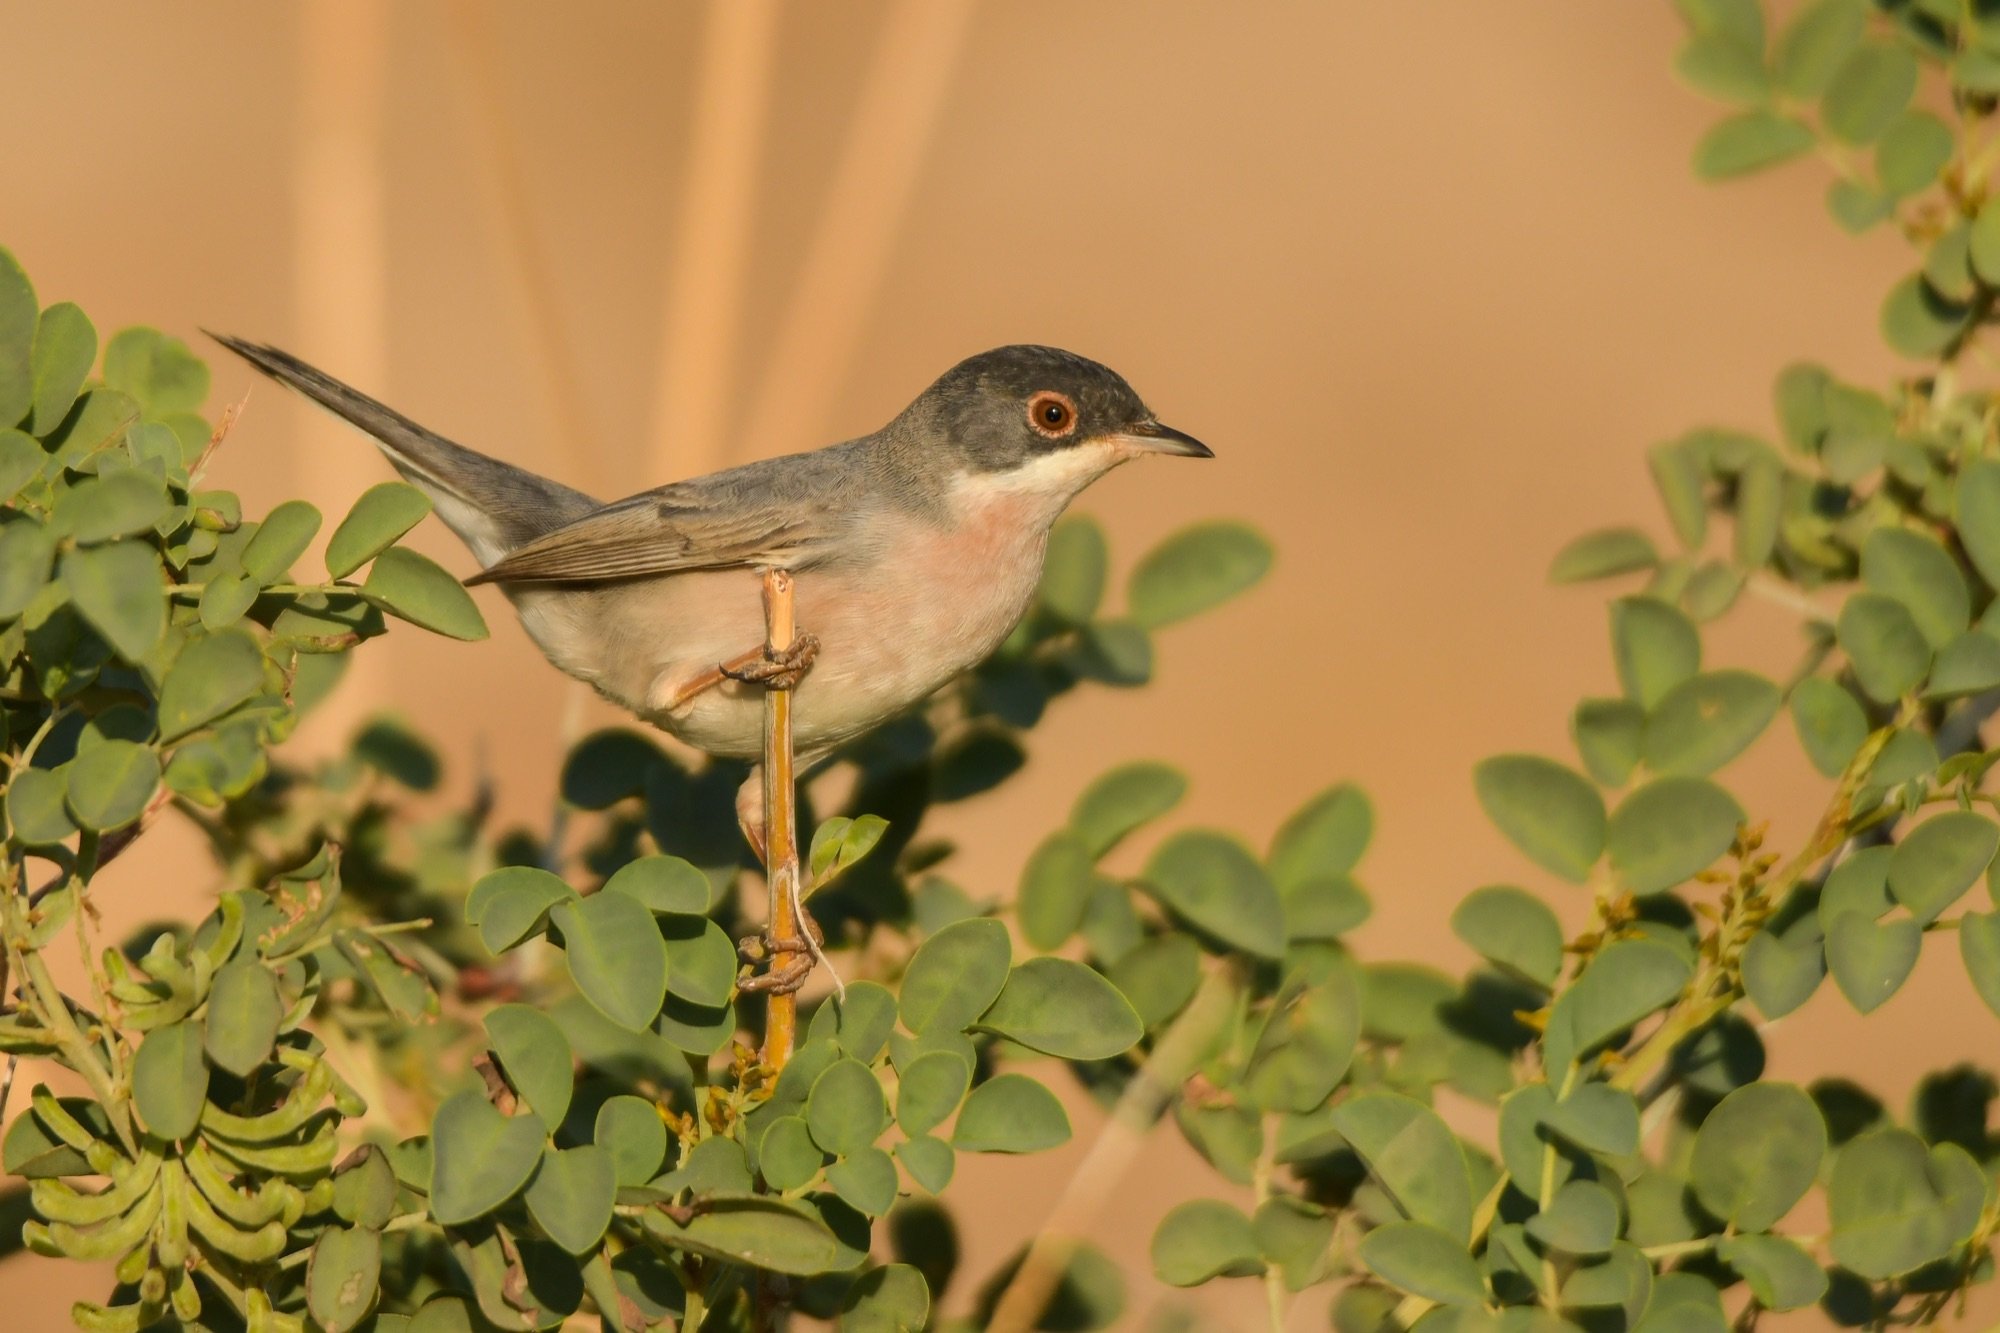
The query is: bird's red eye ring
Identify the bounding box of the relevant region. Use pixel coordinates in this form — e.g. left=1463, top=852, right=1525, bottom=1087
left=1027, top=390, right=1077, bottom=438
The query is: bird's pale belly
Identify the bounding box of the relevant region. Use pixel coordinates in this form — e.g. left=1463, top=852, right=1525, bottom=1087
left=517, top=503, right=1051, bottom=762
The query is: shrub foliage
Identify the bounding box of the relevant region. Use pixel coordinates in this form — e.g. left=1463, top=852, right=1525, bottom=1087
left=12, top=3, right=2000, bottom=1329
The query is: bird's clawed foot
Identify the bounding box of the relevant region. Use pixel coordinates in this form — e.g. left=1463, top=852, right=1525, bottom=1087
left=737, top=909, right=826, bottom=995
left=720, top=633, right=822, bottom=692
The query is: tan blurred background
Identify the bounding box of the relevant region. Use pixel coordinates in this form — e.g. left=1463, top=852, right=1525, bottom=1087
left=2, top=1, right=1987, bottom=1328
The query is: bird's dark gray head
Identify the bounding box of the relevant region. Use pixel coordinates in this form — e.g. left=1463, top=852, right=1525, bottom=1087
left=903, top=345, right=1211, bottom=474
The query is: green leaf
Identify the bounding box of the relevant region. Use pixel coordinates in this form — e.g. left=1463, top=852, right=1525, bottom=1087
left=1126, top=520, right=1271, bottom=628
left=1450, top=885, right=1563, bottom=987
left=662, top=917, right=736, bottom=1010
left=1774, top=0, right=1865, bottom=98
left=53, top=471, right=170, bottom=543
left=1572, top=698, right=1644, bottom=787
left=1549, top=528, right=1657, bottom=583
left=1956, top=459, right=2000, bottom=587
left=363, top=546, right=489, bottom=641
left=1690, top=1083, right=1826, bottom=1232
left=1742, top=928, right=1826, bottom=1020
left=807, top=1057, right=889, bottom=1156
left=1677, top=32, right=1768, bottom=103
left=102, top=327, right=209, bottom=414
left=1734, top=454, right=1783, bottom=567
left=1544, top=939, right=1692, bottom=1070
left=0, top=520, right=53, bottom=624
left=1017, top=830, right=1096, bottom=952
left=1140, top=830, right=1286, bottom=956
left=953, top=1073, right=1072, bottom=1154
left=203, top=960, right=282, bottom=1078
left=551, top=892, right=668, bottom=1032
left=899, top=917, right=1011, bottom=1035
left=1822, top=41, right=1918, bottom=144
left=1925, top=224, right=1978, bottom=302
left=1105, top=933, right=1202, bottom=1026
left=240, top=500, right=322, bottom=584
left=157, top=627, right=265, bottom=740
left=6, top=767, right=74, bottom=846
left=337, top=931, right=437, bottom=1025
left=827, top=1145, right=899, bottom=1217
left=1038, top=514, right=1107, bottom=623
left=1472, top=755, right=1605, bottom=884
left=594, top=1095, right=668, bottom=1188
left=61, top=542, right=164, bottom=662
left=332, top=1146, right=398, bottom=1230
left=1641, top=670, right=1779, bottom=776
left=1926, top=631, right=2000, bottom=699
left=1880, top=273, right=1968, bottom=359
left=0, top=431, right=41, bottom=505
left=1612, top=596, right=1700, bottom=709
left=1825, top=912, right=1921, bottom=1013
left=525, top=1144, right=617, bottom=1254
left=1151, top=1199, right=1264, bottom=1286
left=603, top=853, right=710, bottom=915
left=133, top=1021, right=207, bottom=1141
left=1330, top=1091, right=1473, bottom=1242
left=1357, top=1220, right=1486, bottom=1308
left=1863, top=528, right=1968, bottom=648
left=1888, top=811, right=1998, bottom=924
left=895, top=1135, right=954, bottom=1195
left=1267, top=783, right=1371, bottom=887
left=428, top=1090, right=546, bottom=1225
left=1961, top=911, right=2000, bottom=1020
left=973, top=957, right=1143, bottom=1060
left=1790, top=678, right=1868, bottom=777
left=1069, top=760, right=1186, bottom=858
left=63, top=739, right=158, bottom=832
left=1828, top=1130, right=1986, bottom=1278
left=1607, top=775, right=1742, bottom=894
left=1877, top=111, right=1954, bottom=199
left=839, top=1263, right=930, bottom=1330
left=1648, top=440, right=1708, bottom=548
left=895, top=1051, right=971, bottom=1137
left=0, top=249, right=36, bottom=427
left=307, top=1225, right=382, bottom=1333
left=808, top=813, right=890, bottom=886
left=27, top=303, right=96, bottom=436
left=1693, top=111, right=1815, bottom=177
left=1717, top=1234, right=1828, bottom=1313
left=465, top=865, right=575, bottom=955
left=1526, top=1180, right=1620, bottom=1256
left=486, top=1004, right=575, bottom=1131
left=758, top=1116, right=823, bottom=1192
left=198, top=571, right=259, bottom=631
left=1241, top=971, right=1362, bottom=1113
left=326, top=481, right=433, bottom=578
left=1543, top=1084, right=1641, bottom=1158
left=642, top=1194, right=841, bottom=1275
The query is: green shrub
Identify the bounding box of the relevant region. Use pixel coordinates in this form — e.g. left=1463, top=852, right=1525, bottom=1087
left=11, top=3, right=2000, bottom=1329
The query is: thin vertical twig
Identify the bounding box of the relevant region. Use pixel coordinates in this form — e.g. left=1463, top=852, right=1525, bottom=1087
left=647, top=0, right=781, bottom=482
left=739, top=0, right=975, bottom=454
left=294, top=0, right=390, bottom=746
left=440, top=0, right=602, bottom=491
left=986, top=968, right=1240, bottom=1333
left=759, top=569, right=802, bottom=1074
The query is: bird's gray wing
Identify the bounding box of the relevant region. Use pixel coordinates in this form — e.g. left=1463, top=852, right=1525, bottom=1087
left=463, top=484, right=830, bottom=586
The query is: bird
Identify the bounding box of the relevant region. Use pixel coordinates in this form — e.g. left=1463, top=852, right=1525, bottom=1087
left=209, top=335, right=1211, bottom=875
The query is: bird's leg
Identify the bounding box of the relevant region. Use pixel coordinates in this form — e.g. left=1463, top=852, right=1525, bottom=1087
left=720, top=632, right=822, bottom=692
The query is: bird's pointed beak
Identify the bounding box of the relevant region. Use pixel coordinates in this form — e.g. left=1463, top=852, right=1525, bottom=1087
left=1117, top=419, right=1214, bottom=458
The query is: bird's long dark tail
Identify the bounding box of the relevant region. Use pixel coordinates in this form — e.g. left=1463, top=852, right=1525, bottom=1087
left=206, top=333, right=599, bottom=563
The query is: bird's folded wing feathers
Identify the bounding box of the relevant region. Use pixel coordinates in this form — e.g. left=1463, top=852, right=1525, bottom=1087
left=464, top=489, right=823, bottom=585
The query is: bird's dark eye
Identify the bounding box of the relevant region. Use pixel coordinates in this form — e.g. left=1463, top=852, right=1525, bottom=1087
left=1027, top=390, right=1077, bottom=438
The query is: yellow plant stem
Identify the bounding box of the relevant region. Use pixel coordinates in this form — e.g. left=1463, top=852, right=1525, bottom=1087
left=760, top=569, right=802, bottom=1075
